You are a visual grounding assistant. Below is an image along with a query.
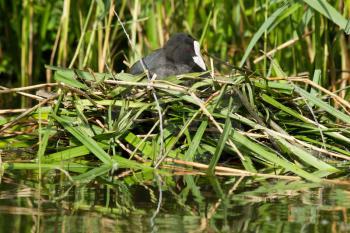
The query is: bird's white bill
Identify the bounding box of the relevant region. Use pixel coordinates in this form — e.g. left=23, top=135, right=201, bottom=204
left=193, top=41, right=206, bottom=71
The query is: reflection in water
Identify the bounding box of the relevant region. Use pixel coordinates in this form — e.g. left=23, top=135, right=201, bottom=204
left=0, top=171, right=350, bottom=233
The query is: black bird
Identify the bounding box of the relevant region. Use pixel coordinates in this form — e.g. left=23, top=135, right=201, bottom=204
left=129, top=33, right=207, bottom=78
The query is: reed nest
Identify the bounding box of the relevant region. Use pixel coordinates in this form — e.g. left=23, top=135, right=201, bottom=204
left=1, top=66, right=350, bottom=183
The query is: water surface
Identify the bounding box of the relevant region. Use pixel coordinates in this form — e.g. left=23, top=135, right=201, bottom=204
left=1, top=171, right=350, bottom=233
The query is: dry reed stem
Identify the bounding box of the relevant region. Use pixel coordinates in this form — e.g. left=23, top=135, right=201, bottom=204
left=0, top=94, right=59, bottom=132
left=164, top=158, right=300, bottom=180
left=165, top=158, right=350, bottom=186
left=268, top=77, right=350, bottom=110
left=0, top=83, right=58, bottom=94
left=0, top=109, right=28, bottom=114
left=254, top=31, right=313, bottom=64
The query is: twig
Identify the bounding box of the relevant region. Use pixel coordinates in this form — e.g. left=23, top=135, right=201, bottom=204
left=164, top=158, right=300, bottom=180
left=104, top=79, right=188, bottom=92
left=302, top=98, right=326, bottom=150
left=254, top=31, right=313, bottom=64
left=60, top=83, right=104, bottom=110
left=268, top=77, right=350, bottom=110
left=0, top=83, right=58, bottom=94
left=115, top=139, right=146, bottom=163
left=0, top=109, right=28, bottom=114
left=0, top=85, right=50, bottom=101
left=0, top=94, right=59, bottom=133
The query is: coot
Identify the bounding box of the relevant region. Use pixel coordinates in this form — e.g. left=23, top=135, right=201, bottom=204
left=129, top=33, right=207, bottom=78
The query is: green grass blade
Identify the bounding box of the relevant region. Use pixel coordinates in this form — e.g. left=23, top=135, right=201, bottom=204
left=261, top=93, right=311, bottom=122
left=54, top=70, right=89, bottom=90
left=207, top=117, right=232, bottom=175
left=231, top=131, right=321, bottom=182
left=72, top=164, right=112, bottom=183
left=239, top=3, right=289, bottom=67
left=276, top=137, right=338, bottom=173
left=184, top=120, right=208, bottom=161
left=1, top=162, right=89, bottom=171
left=52, top=114, right=113, bottom=165
left=303, top=0, right=350, bottom=34
left=296, top=136, right=350, bottom=157
left=124, top=132, right=182, bottom=159
left=294, top=86, right=350, bottom=124
left=43, top=143, right=109, bottom=163
left=261, top=93, right=350, bottom=144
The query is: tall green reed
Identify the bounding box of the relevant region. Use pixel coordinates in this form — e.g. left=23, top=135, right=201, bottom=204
left=0, top=0, right=349, bottom=107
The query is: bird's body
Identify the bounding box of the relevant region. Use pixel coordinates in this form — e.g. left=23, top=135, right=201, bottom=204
left=130, top=33, right=206, bottom=78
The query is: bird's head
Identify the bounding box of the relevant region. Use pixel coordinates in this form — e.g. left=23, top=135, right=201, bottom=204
left=164, top=33, right=207, bottom=72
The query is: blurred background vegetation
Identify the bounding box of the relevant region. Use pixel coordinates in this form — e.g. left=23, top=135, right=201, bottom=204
left=0, top=0, right=349, bottom=107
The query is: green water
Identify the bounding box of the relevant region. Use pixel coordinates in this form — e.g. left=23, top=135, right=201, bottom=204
left=0, top=171, right=350, bottom=233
